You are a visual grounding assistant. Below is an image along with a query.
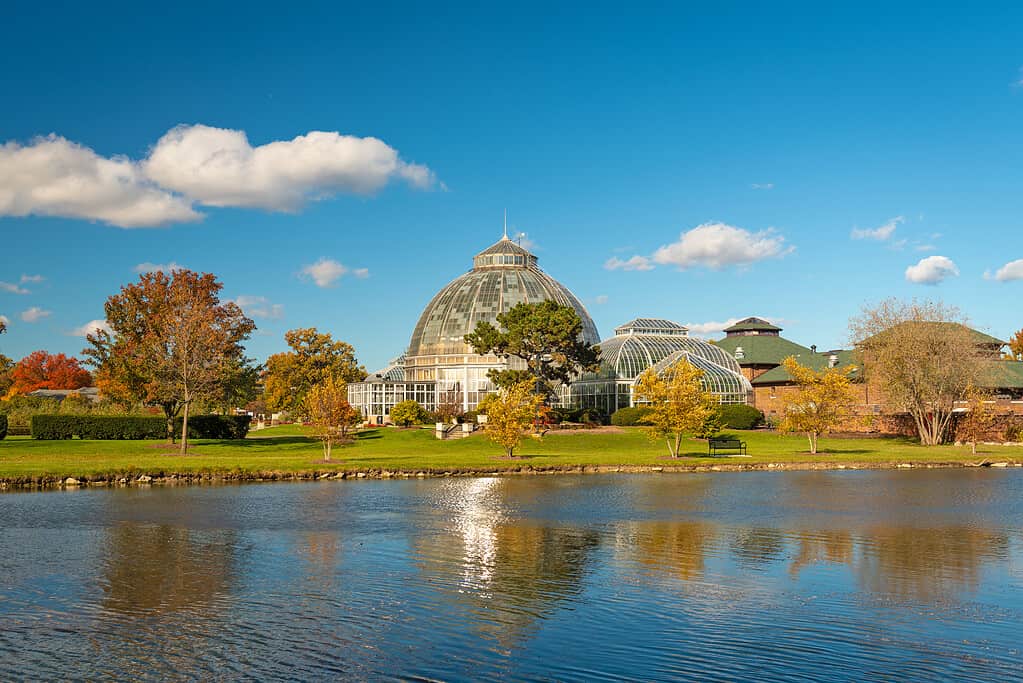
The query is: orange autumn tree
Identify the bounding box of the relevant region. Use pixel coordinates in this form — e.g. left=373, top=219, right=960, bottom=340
left=10, top=350, right=92, bottom=394
left=85, top=269, right=255, bottom=453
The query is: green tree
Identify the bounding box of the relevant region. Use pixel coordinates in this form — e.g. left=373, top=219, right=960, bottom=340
left=264, top=328, right=366, bottom=416
left=390, top=399, right=428, bottom=427
left=483, top=380, right=546, bottom=457
left=777, top=356, right=858, bottom=454
left=84, top=269, right=256, bottom=451
left=464, top=301, right=599, bottom=400
left=633, top=360, right=718, bottom=458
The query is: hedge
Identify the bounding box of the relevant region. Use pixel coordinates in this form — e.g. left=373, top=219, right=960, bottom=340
left=31, top=414, right=251, bottom=440
left=610, top=406, right=652, bottom=426
left=0, top=414, right=7, bottom=440
left=718, top=404, right=765, bottom=430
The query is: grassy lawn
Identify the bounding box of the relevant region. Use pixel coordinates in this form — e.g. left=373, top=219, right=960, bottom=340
left=1, top=425, right=1021, bottom=481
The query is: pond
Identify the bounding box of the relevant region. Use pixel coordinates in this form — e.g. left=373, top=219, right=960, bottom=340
left=1, top=470, right=1021, bottom=681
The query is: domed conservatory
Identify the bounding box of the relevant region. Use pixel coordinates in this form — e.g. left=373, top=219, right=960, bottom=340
left=565, top=318, right=753, bottom=414
left=348, top=234, right=752, bottom=422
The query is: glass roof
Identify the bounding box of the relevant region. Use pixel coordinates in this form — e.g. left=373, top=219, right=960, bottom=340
left=407, top=237, right=599, bottom=358
left=594, top=319, right=742, bottom=380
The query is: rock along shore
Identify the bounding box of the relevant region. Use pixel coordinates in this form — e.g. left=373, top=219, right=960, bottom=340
left=1, top=459, right=1020, bottom=492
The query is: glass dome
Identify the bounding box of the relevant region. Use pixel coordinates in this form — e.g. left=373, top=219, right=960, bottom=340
left=568, top=318, right=752, bottom=413
left=406, top=236, right=599, bottom=359
left=403, top=234, right=600, bottom=411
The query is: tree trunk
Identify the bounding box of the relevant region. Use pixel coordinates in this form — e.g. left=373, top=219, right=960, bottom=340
left=325, top=439, right=332, bottom=462
left=674, top=433, right=683, bottom=459
left=971, top=440, right=977, bottom=455
left=180, top=401, right=190, bottom=455
left=164, top=404, right=176, bottom=444
left=807, top=431, right=816, bottom=454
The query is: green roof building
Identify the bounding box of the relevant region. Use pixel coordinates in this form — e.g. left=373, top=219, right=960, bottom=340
left=713, top=317, right=814, bottom=381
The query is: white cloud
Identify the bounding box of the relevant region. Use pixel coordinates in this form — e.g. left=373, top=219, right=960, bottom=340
left=594, top=295, right=609, bottom=305
left=751, top=183, right=774, bottom=190
left=652, top=222, right=792, bottom=270
left=232, top=295, right=284, bottom=320
left=0, top=125, right=437, bottom=227
left=915, top=244, right=937, bottom=252
left=989, top=259, right=1023, bottom=282
left=70, top=319, right=111, bottom=337
left=0, top=281, right=30, bottom=295
left=0, top=134, right=201, bottom=228
left=20, top=307, right=51, bottom=323
left=300, top=258, right=365, bottom=288
left=905, top=255, right=959, bottom=284
left=20, top=274, right=44, bottom=283
left=851, top=216, right=903, bottom=241
left=142, top=124, right=436, bottom=211
left=512, top=232, right=538, bottom=251
left=133, top=261, right=185, bottom=274
left=685, top=318, right=744, bottom=336
left=604, top=255, right=654, bottom=271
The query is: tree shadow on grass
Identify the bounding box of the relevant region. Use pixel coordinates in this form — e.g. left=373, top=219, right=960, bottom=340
left=227, top=436, right=316, bottom=448
left=354, top=429, right=383, bottom=441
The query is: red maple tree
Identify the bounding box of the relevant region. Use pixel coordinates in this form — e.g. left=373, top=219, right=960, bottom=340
left=11, top=350, right=93, bottom=394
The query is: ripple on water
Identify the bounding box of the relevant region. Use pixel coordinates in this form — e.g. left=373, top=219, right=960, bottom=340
left=0, top=471, right=1022, bottom=681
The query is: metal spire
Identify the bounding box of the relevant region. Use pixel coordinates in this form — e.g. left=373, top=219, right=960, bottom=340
left=503, top=209, right=508, bottom=240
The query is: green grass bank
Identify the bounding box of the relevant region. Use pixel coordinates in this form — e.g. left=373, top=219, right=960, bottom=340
left=1, top=425, right=1021, bottom=489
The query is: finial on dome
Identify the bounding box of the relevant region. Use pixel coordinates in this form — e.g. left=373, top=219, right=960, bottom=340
left=502, top=209, right=509, bottom=240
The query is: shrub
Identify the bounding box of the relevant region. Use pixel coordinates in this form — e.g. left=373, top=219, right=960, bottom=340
left=0, top=414, right=7, bottom=440
left=31, top=414, right=251, bottom=440
left=78, top=417, right=166, bottom=440
left=31, top=415, right=79, bottom=439
left=610, top=406, right=652, bottom=426
left=177, top=414, right=251, bottom=439
left=390, top=400, right=429, bottom=427
left=718, top=404, right=765, bottom=430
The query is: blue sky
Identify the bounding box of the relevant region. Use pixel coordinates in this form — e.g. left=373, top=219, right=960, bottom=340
left=3, top=2, right=1023, bottom=371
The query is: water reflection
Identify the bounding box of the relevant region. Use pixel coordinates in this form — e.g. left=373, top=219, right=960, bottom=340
left=101, top=523, right=236, bottom=614
left=416, top=478, right=600, bottom=647
left=0, top=471, right=1020, bottom=681
left=622, top=520, right=717, bottom=580
left=855, top=526, right=1011, bottom=600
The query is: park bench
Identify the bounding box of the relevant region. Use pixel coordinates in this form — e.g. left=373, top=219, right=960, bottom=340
left=708, top=438, right=747, bottom=456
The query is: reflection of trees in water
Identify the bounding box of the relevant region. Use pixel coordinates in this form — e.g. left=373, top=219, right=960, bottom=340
left=97, top=522, right=237, bottom=676
left=102, top=523, right=236, bottom=614
left=854, top=526, right=1010, bottom=601
left=621, top=520, right=718, bottom=581
left=788, top=530, right=854, bottom=577
left=415, top=478, right=600, bottom=648
left=730, top=527, right=786, bottom=569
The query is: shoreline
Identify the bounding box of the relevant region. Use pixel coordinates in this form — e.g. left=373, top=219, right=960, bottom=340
left=2, top=458, right=1020, bottom=491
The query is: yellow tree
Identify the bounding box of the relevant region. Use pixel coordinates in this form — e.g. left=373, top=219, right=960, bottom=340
left=633, top=360, right=718, bottom=458
left=1008, top=329, right=1023, bottom=361
left=483, top=380, right=545, bottom=457
left=304, top=375, right=361, bottom=462
left=777, top=357, right=858, bottom=454
left=264, top=328, right=366, bottom=416
left=957, top=384, right=997, bottom=455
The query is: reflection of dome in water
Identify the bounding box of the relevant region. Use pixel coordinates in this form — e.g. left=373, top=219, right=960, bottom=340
left=406, top=236, right=599, bottom=359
